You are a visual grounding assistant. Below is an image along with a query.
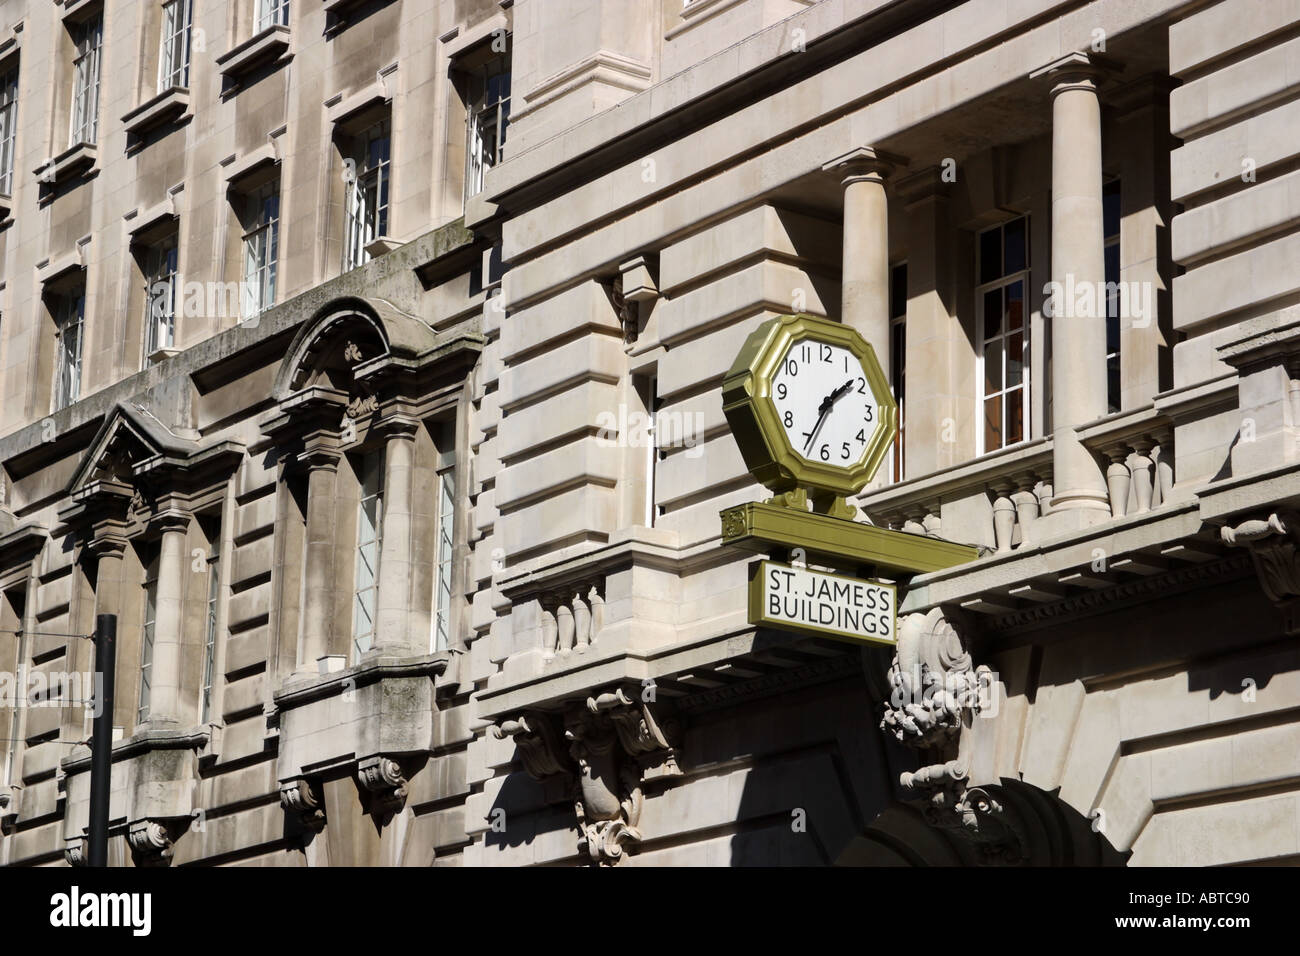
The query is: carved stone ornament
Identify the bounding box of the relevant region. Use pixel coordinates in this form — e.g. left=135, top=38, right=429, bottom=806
left=879, top=609, right=1023, bottom=862
left=1221, top=512, right=1300, bottom=632
left=564, top=688, right=680, bottom=866
left=64, top=835, right=89, bottom=867
left=357, top=756, right=409, bottom=814
left=127, top=818, right=179, bottom=867
left=493, top=714, right=572, bottom=780
left=280, top=777, right=326, bottom=832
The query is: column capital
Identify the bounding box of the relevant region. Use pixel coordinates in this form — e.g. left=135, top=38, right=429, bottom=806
left=373, top=415, right=421, bottom=440
left=1030, top=51, right=1122, bottom=94
left=300, top=441, right=343, bottom=472
left=822, top=146, right=907, bottom=186
left=147, top=508, right=192, bottom=535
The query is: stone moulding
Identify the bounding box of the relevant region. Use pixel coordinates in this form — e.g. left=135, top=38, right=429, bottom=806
left=1221, top=511, right=1300, bottom=633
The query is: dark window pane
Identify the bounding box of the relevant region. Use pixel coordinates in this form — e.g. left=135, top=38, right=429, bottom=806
left=1103, top=180, right=1121, bottom=239
left=1007, top=332, right=1023, bottom=386
left=1006, top=280, right=1024, bottom=330
left=1107, top=313, right=1120, bottom=354
left=890, top=264, right=907, bottom=319
left=1006, top=389, right=1024, bottom=445
left=984, top=394, right=1002, bottom=452
left=979, top=226, right=1001, bottom=284
left=983, top=288, right=1002, bottom=338
left=1104, top=242, right=1120, bottom=285
left=984, top=340, right=1002, bottom=393
left=1107, top=355, right=1121, bottom=414
left=1004, top=217, right=1027, bottom=274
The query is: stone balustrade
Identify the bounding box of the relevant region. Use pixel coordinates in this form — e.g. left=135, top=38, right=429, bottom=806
left=539, top=580, right=607, bottom=658
left=1079, top=408, right=1175, bottom=520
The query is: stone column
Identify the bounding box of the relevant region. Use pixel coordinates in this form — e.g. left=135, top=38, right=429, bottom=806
left=373, top=420, right=418, bottom=655
left=823, top=147, right=902, bottom=381
left=89, top=526, right=131, bottom=729
left=298, top=447, right=341, bottom=674
left=143, top=511, right=191, bottom=725
left=1032, top=52, right=1112, bottom=518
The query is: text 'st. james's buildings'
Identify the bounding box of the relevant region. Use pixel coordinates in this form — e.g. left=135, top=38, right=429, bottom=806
left=0, top=0, right=1297, bottom=867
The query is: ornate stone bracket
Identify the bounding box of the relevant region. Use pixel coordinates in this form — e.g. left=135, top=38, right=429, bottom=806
left=127, top=818, right=183, bottom=867
left=64, top=835, right=88, bottom=867
left=494, top=688, right=680, bottom=867
left=1221, top=512, right=1300, bottom=633
left=356, top=756, right=410, bottom=815
left=879, top=608, right=1022, bottom=862
left=279, top=777, right=326, bottom=832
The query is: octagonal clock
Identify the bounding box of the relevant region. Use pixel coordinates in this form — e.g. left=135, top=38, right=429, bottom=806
left=722, top=314, right=897, bottom=499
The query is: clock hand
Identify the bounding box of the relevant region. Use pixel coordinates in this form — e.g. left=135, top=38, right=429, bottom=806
left=803, top=379, right=857, bottom=453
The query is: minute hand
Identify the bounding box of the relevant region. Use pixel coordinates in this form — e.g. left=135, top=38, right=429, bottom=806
left=803, top=379, right=855, bottom=453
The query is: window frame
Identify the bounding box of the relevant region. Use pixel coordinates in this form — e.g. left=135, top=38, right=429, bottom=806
left=975, top=216, right=1031, bottom=457
left=54, top=287, right=87, bottom=411
left=0, top=65, right=18, bottom=196
left=69, top=13, right=104, bottom=148
left=351, top=449, right=384, bottom=659
left=138, top=545, right=161, bottom=725
left=256, top=0, right=291, bottom=31
left=889, top=261, right=907, bottom=482
left=342, top=117, right=391, bottom=271
left=143, top=236, right=180, bottom=364
left=1104, top=178, right=1122, bottom=414
left=463, top=50, right=510, bottom=201
left=241, top=179, right=280, bottom=318
left=199, top=537, right=220, bottom=724
left=157, top=0, right=194, bottom=93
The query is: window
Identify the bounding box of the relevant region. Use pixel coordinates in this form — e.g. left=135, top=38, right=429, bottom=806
left=257, top=0, right=290, bottom=30
left=343, top=118, right=390, bottom=271
left=1, top=587, right=24, bottom=789
left=242, top=181, right=280, bottom=317
left=158, top=0, right=193, bottom=91
left=144, top=238, right=179, bottom=363
left=69, top=14, right=104, bottom=147
left=1104, top=179, right=1121, bottom=414
left=976, top=216, right=1030, bottom=455
left=432, top=460, right=455, bottom=652
left=54, top=287, right=86, bottom=411
left=352, top=450, right=383, bottom=658
left=0, top=66, right=17, bottom=196
left=138, top=547, right=160, bottom=724
left=465, top=53, right=510, bottom=199
left=200, top=537, right=220, bottom=724
left=889, top=262, right=907, bottom=481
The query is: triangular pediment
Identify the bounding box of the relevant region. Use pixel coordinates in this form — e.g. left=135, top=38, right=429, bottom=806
left=66, top=402, right=200, bottom=497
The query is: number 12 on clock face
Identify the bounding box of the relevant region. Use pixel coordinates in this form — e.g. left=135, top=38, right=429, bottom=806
left=771, top=338, right=879, bottom=465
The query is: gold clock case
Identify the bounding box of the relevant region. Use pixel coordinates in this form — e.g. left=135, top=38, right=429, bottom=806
left=722, top=313, right=898, bottom=498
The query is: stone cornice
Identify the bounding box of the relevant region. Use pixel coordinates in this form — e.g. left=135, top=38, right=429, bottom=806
left=272, top=650, right=451, bottom=711
left=61, top=726, right=210, bottom=775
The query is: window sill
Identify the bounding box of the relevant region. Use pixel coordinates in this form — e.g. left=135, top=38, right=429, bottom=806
left=364, top=235, right=401, bottom=259
left=216, top=24, right=291, bottom=84
left=34, top=142, right=98, bottom=186
left=57, top=0, right=99, bottom=23
left=122, top=86, right=190, bottom=139
left=323, top=0, right=368, bottom=17
left=147, top=346, right=181, bottom=366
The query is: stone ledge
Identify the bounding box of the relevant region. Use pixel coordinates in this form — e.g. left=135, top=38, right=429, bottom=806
left=34, top=142, right=97, bottom=187
left=121, top=86, right=190, bottom=139
left=216, top=24, right=291, bottom=83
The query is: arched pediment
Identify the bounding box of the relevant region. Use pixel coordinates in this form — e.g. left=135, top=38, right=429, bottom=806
left=272, top=296, right=439, bottom=402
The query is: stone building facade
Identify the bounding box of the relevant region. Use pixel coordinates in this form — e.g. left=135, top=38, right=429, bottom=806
left=0, top=0, right=1297, bottom=866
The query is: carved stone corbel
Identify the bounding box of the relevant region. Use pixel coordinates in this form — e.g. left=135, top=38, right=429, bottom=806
left=279, top=777, right=326, bottom=832
left=127, top=818, right=180, bottom=867
left=879, top=608, right=1022, bottom=862
left=64, top=835, right=88, bottom=867
left=356, top=756, right=409, bottom=815
left=493, top=714, right=572, bottom=780
left=1221, top=512, right=1300, bottom=633
left=564, top=687, right=680, bottom=866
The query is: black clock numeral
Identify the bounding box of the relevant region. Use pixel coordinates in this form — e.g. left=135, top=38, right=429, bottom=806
left=776, top=382, right=787, bottom=400
left=819, top=444, right=830, bottom=461
left=856, top=429, right=866, bottom=442
left=784, top=410, right=794, bottom=427
left=864, top=406, right=874, bottom=422
left=857, top=377, right=867, bottom=394
left=843, top=355, right=849, bottom=372
left=820, top=343, right=831, bottom=362
left=841, top=442, right=850, bottom=460
left=801, top=345, right=810, bottom=362
left=785, top=359, right=799, bottom=376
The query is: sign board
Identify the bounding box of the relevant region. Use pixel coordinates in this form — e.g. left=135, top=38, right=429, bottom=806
left=748, top=560, right=896, bottom=646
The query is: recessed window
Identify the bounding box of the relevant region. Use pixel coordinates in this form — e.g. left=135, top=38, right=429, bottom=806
left=143, top=237, right=179, bottom=363
left=69, top=14, right=104, bottom=147
left=352, top=450, right=384, bottom=658
left=432, top=459, right=455, bottom=652
left=889, top=262, right=907, bottom=481
left=256, top=0, right=291, bottom=31
left=464, top=51, right=510, bottom=199
left=138, top=545, right=160, bottom=724
left=158, top=0, right=194, bottom=91
left=241, top=180, right=280, bottom=317
left=0, top=65, right=18, bottom=196
left=200, top=524, right=221, bottom=724
left=976, top=217, right=1030, bottom=455
left=1104, top=178, right=1121, bottom=414
left=343, top=118, right=390, bottom=270
left=53, top=285, right=86, bottom=411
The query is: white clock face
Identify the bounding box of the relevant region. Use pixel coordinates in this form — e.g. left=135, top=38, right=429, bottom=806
left=770, top=337, right=881, bottom=466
